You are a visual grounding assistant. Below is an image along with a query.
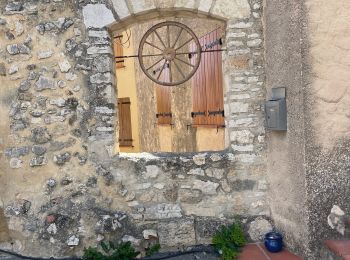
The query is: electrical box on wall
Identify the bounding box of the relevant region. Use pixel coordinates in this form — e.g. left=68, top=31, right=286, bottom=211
left=265, top=87, right=287, bottom=131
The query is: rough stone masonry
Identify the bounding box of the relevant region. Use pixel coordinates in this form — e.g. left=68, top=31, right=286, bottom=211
left=0, top=0, right=270, bottom=257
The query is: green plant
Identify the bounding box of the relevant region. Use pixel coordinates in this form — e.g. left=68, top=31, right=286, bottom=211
left=145, top=243, right=161, bottom=257
left=212, top=222, right=246, bottom=260
left=83, top=241, right=139, bottom=260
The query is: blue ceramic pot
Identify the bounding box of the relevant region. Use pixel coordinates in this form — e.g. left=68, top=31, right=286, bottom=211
left=264, top=232, right=283, bottom=253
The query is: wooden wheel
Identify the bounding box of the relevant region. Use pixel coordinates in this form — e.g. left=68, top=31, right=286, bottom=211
left=138, top=21, right=201, bottom=86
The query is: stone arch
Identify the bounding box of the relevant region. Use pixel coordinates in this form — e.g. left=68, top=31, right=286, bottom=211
left=82, top=0, right=252, bottom=30
left=83, top=0, right=264, bottom=159
left=108, top=0, right=252, bottom=31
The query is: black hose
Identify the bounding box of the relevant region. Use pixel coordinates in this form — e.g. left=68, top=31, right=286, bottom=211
left=142, top=248, right=219, bottom=260
left=0, top=246, right=219, bottom=260
left=0, top=248, right=80, bottom=260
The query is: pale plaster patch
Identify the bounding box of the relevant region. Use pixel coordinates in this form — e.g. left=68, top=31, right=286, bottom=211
left=307, top=0, right=350, bottom=149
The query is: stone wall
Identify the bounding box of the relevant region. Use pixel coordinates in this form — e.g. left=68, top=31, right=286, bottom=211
left=0, top=0, right=269, bottom=257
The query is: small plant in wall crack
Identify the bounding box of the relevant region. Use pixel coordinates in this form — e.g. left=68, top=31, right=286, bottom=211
left=212, top=221, right=246, bottom=260
left=145, top=243, right=161, bottom=257
left=83, top=241, right=139, bottom=260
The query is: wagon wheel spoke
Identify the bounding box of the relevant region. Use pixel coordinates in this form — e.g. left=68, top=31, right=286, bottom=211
left=145, top=41, right=163, bottom=52
left=175, top=37, right=194, bottom=51
left=175, top=57, right=195, bottom=68
left=146, top=57, right=164, bottom=71
left=167, top=25, right=171, bottom=48
left=171, top=28, right=183, bottom=49
left=157, top=60, right=167, bottom=80
left=140, top=53, right=164, bottom=58
left=169, top=61, right=173, bottom=83
left=153, top=29, right=167, bottom=49
left=173, top=60, right=186, bottom=79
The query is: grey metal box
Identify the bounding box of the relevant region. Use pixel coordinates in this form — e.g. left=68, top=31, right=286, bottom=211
left=265, top=99, right=287, bottom=131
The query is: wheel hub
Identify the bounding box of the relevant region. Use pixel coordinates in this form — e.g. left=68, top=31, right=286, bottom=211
left=163, top=48, right=176, bottom=61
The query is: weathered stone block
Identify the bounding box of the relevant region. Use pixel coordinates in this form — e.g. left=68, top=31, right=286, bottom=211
left=205, top=168, right=224, bottom=179
left=195, top=217, right=230, bottom=244
left=227, top=32, right=246, bottom=38
left=9, top=158, right=23, bottom=169
left=230, top=130, right=254, bottom=144
left=248, top=217, right=273, bottom=241
left=66, top=235, right=79, bottom=246
left=53, top=152, right=71, bottom=166
left=229, top=21, right=253, bottom=29
left=178, top=189, right=202, bottom=204
left=90, top=72, right=113, bottom=84
left=87, top=46, right=113, bottom=55
left=234, top=154, right=258, bottom=163
left=193, top=154, right=206, bottom=165
left=5, top=2, right=23, bottom=12
left=5, top=200, right=31, bottom=217
left=8, top=65, right=19, bottom=75
left=88, top=30, right=110, bottom=38
left=211, top=0, right=251, bottom=19
left=30, top=127, right=51, bottom=144
left=198, top=0, right=213, bottom=12
left=35, top=76, right=57, bottom=91
left=209, top=154, right=222, bottom=162
left=193, top=180, right=219, bottom=195
left=158, top=218, right=196, bottom=248
left=188, top=168, right=205, bottom=176
left=58, top=60, right=71, bottom=73
left=232, top=144, right=254, bottom=152
left=5, top=146, right=30, bottom=158
left=144, top=204, right=182, bottom=220
left=32, top=145, right=46, bottom=156
left=111, top=0, right=130, bottom=19
left=230, top=102, right=249, bottom=113
left=143, top=165, right=162, bottom=179
left=30, top=156, right=47, bottom=167
left=143, top=229, right=157, bottom=239
left=229, top=117, right=253, bottom=127
left=83, top=4, right=115, bottom=29
left=6, top=44, right=30, bottom=55
left=18, top=80, right=31, bottom=92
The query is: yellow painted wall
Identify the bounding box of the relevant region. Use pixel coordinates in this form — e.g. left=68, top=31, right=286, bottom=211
left=196, top=128, right=225, bottom=152
left=115, top=30, right=140, bottom=153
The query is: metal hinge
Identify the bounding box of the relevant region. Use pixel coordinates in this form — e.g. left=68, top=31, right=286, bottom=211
left=156, top=113, right=172, bottom=118
left=208, top=109, right=224, bottom=117
left=191, top=111, right=206, bottom=117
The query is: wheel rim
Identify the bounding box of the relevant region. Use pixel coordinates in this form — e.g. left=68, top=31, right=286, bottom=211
left=138, top=21, right=202, bottom=86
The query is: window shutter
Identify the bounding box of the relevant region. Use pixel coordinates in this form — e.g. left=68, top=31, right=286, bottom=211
left=114, top=35, right=125, bottom=68
left=118, top=97, right=133, bottom=147
left=206, top=28, right=224, bottom=126
left=191, top=36, right=208, bottom=125
left=156, top=66, right=172, bottom=124
left=191, top=28, right=224, bottom=127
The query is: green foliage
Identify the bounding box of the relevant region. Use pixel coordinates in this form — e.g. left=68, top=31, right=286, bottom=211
left=83, top=247, right=105, bottom=260
left=145, top=243, right=161, bottom=257
left=83, top=241, right=139, bottom=260
left=212, top=222, right=246, bottom=260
